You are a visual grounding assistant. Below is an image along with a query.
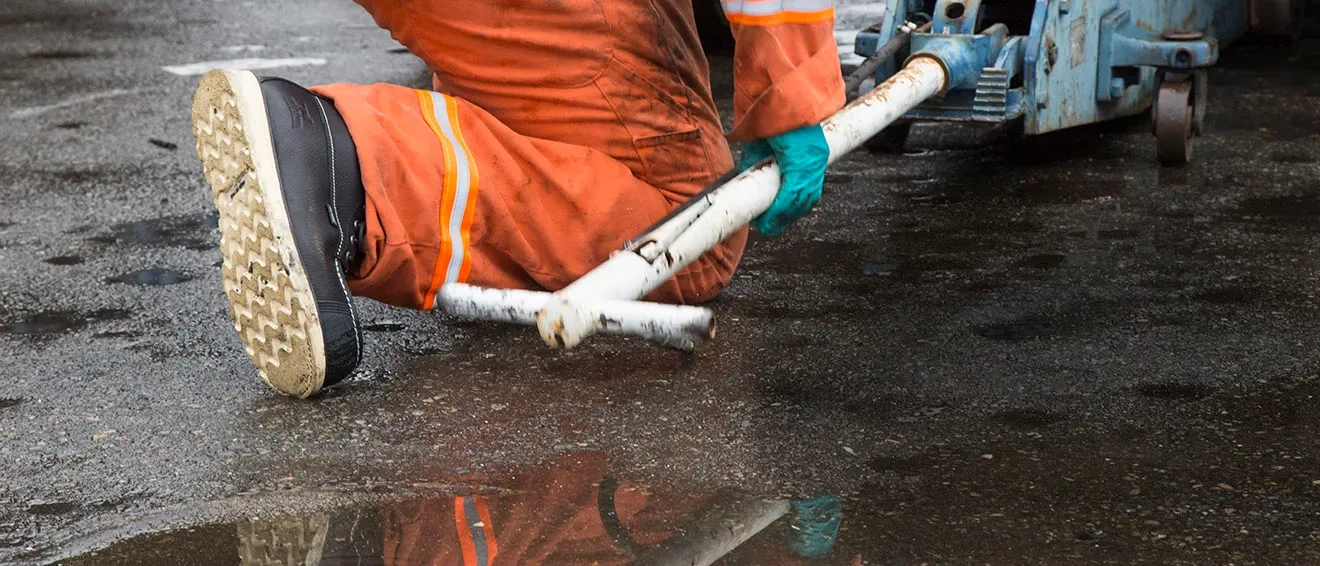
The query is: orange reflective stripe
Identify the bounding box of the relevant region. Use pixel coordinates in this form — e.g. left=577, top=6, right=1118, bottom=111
left=444, top=96, right=481, bottom=283
left=416, top=91, right=480, bottom=308
left=416, top=90, right=460, bottom=309
left=725, top=8, right=833, bottom=25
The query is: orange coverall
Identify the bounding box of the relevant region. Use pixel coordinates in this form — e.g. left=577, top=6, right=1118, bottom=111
left=372, top=454, right=856, bottom=565
left=312, top=0, right=845, bottom=309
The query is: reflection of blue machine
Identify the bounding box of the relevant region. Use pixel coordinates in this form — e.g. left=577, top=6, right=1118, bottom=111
left=853, top=0, right=1306, bottom=164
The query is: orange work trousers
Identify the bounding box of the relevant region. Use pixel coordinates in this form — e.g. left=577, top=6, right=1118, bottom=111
left=311, top=0, right=747, bottom=310
left=376, top=454, right=830, bottom=565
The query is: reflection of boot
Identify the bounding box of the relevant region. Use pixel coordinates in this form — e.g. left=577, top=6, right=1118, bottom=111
left=320, top=507, right=385, bottom=565
left=237, top=514, right=329, bottom=566
left=785, top=495, right=842, bottom=559
left=192, top=69, right=367, bottom=398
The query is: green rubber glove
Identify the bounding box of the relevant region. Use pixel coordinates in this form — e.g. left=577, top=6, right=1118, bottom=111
left=737, top=124, right=830, bottom=236
left=784, top=495, right=843, bottom=558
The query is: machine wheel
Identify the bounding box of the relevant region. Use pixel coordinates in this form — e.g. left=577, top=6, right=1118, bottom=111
left=1154, top=79, right=1195, bottom=166
left=863, top=121, right=913, bottom=154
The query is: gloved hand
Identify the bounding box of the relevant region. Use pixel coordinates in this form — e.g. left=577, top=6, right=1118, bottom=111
left=737, top=123, right=830, bottom=236
left=784, top=495, right=843, bottom=558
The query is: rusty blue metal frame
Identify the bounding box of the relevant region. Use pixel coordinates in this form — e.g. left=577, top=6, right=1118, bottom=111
left=855, top=0, right=1254, bottom=136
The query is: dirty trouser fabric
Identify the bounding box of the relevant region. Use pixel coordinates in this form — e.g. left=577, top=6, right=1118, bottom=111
left=311, top=0, right=843, bottom=309
left=312, top=0, right=742, bottom=309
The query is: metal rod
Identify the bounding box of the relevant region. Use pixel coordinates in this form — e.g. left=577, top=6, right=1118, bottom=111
left=843, top=20, right=932, bottom=97
left=536, top=57, right=950, bottom=349
left=436, top=284, right=714, bottom=350
left=630, top=499, right=792, bottom=566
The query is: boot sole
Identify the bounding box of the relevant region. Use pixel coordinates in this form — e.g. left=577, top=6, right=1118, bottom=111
left=192, top=69, right=327, bottom=398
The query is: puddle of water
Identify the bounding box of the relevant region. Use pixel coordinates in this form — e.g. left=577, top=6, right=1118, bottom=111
left=46, top=378, right=1320, bottom=566
left=1068, top=229, right=1138, bottom=240
left=1269, top=150, right=1315, bottom=164
left=148, top=138, right=178, bottom=151
left=975, top=318, right=1052, bottom=342
left=44, top=255, right=84, bottom=265
left=1137, top=381, right=1216, bottom=401
left=866, top=454, right=931, bottom=474
left=0, top=309, right=130, bottom=336
left=27, top=501, right=78, bottom=516
left=58, top=454, right=849, bottom=566
left=1236, top=194, right=1320, bottom=222
left=27, top=49, right=97, bottom=59
left=1194, top=287, right=1259, bottom=305
left=1018, top=251, right=1117, bottom=270
left=1017, top=253, right=1066, bottom=268
left=92, top=330, right=140, bottom=340
left=105, top=268, right=192, bottom=286
left=888, top=184, right=972, bottom=205
left=861, top=262, right=892, bottom=277
left=86, top=214, right=218, bottom=251
left=991, top=408, right=1064, bottom=428
left=824, top=172, right=855, bottom=185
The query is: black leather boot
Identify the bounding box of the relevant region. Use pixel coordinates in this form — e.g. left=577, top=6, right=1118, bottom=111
left=192, top=69, right=366, bottom=398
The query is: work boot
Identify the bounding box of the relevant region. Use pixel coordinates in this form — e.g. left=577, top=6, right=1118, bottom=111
left=192, top=69, right=366, bottom=398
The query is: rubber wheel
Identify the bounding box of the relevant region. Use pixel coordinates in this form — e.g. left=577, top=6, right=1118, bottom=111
left=863, top=121, right=913, bottom=154
left=1155, top=81, right=1194, bottom=166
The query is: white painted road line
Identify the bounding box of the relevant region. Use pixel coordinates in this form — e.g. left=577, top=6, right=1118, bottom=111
left=161, top=57, right=327, bottom=76
left=9, top=89, right=146, bottom=119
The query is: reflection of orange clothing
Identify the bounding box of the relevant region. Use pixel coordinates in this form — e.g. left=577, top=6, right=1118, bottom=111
left=378, top=454, right=819, bottom=565
left=312, top=0, right=843, bottom=309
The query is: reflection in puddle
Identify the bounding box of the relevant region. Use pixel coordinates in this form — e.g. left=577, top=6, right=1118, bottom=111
left=61, top=455, right=852, bottom=566
left=85, top=214, right=219, bottom=250
left=105, top=268, right=192, bottom=286
left=0, top=309, right=130, bottom=336
left=44, top=255, right=84, bottom=265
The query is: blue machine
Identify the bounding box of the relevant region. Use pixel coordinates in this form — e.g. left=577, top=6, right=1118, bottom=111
left=852, top=0, right=1306, bottom=164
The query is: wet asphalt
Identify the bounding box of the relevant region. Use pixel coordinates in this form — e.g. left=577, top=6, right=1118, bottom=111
left=4, top=1, right=1320, bottom=565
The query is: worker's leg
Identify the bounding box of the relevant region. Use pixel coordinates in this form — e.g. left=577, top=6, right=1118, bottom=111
left=193, top=0, right=744, bottom=397
left=324, top=0, right=745, bottom=308
left=309, top=82, right=745, bottom=309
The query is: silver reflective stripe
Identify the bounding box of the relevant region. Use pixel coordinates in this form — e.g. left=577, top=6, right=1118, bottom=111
left=720, top=0, right=750, bottom=14
left=426, top=91, right=472, bottom=291
left=462, top=496, right=491, bottom=566
left=722, top=0, right=832, bottom=16
left=783, top=0, right=833, bottom=13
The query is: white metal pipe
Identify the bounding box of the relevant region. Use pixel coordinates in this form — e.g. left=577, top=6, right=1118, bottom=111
left=436, top=283, right=714, bottom=350
left=632, top=498, right=792, bottom=566
left=538, top=57, right=949, bottom=349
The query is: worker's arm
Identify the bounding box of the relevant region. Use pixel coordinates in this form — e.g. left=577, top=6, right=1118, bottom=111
left=724, top=0, right=845, bottom=235
left=725, top=0, right=844, bottom=141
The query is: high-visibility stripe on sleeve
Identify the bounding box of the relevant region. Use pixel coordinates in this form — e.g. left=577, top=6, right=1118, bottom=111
left=454, top=496, right=498, bottom=566
left=721, top=0, right=834, bottom=25
left=415, top=90, right=481, bottom=309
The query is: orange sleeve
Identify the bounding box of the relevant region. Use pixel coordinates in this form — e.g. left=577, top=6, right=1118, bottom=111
left=724, top=0, right=846, bottom=141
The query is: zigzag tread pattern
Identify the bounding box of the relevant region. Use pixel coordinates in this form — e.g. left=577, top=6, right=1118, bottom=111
left=191, top=70, right=320, bottom=398
left=237, top=515, right=329, bottom=565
